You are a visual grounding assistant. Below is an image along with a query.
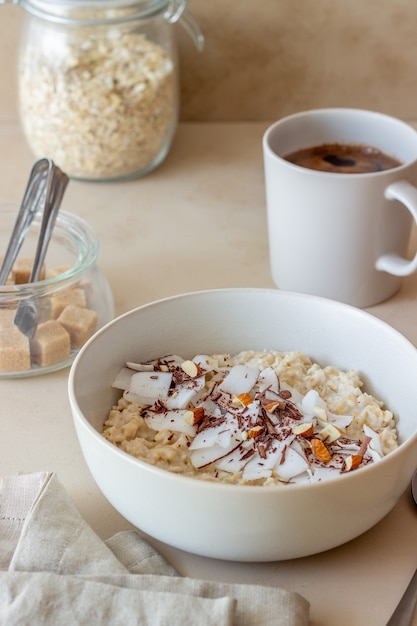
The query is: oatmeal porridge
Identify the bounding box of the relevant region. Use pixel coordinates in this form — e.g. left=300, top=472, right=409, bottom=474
left=103, top=351, right=398, bottom=485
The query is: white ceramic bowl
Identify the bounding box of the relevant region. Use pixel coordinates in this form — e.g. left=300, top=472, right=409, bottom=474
left=68, top=288, right=417, bottom=561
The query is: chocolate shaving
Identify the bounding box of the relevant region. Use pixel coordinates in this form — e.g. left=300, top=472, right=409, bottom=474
left=258, top=444, right=267, bottom=459
left=172, top=368, right=190, bottom=385
left=241, top=448, right=256, bottom=461
left=196, top=414, right=226, bottom=434
left=359, top=436, right=371, bottom=457
left=146, top=399, right=167, bottom=414
left=263, top=412, right=278, bottom=435
left=198, top=442, right=243, bottom=469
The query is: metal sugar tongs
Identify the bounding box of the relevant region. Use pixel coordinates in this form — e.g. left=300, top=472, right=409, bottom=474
left=0, top=158, right=51, bottom=285
left=0, top=158, right=69, bottom=337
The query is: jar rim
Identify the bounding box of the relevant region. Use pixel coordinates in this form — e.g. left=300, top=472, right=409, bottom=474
left=0, top=208, right=100, bottom=299
left=14, top=0, right=172, bottom=24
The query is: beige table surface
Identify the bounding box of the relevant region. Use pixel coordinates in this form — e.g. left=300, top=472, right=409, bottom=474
left=1, top=120, right=417, bottom=626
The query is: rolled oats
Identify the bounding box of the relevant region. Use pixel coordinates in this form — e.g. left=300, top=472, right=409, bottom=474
left=19, top=29, right=176, bottom=180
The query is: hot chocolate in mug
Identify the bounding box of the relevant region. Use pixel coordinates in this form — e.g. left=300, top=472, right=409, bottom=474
left=263, top=108, right=417, bottom=307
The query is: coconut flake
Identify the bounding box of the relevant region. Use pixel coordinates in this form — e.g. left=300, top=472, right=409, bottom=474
left=257, top=366, right=279, bottom=394
left=242, top=440, right=286, bottom=481
left=300, top=389, right=353, bottom=429
left=310, top=466, right=339, bottom=482
left=241, top=453, right=273, bottom=481
left=128, top=371, right=172, bottom=405
left=112, top=366, right=135, bottom=390
left=276, top=446, right=309, bottom=481
left=363, top=424, right=383, bottom=461
left=238, top=399, right=261, bottom=425
left=144, top=409, right=197, bottom=437
left=189, top=416, right=239, bottom=450
left=190, top=437, right=242, bottom=469
left=281, top=382, right=304, bottom=403
left=215, top=444, right=254, bottom=472
left=192, top=354, right=219, bottom=373
left=334, top=439, right=362, bottom=454
left=189, top=425, right=224, bottom=450
left=125, top=362, right=155, bottom=372
left=217, top=417, right=240, bottom=448
left=300, top=389, right=325, bottom=416
left=327, top=411, right=354, bottom=429
left=196, top=398, right=223, bottom=419
left=165, top=376, right=206, bottom=409
left=218, top=364, right=260, bottom=395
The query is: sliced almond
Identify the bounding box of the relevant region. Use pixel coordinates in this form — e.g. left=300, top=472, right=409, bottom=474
left=183, top=407, right=205, bottom=426
left=264, top=400, right=286, bottom=412
left=181, top=360, right=202, bottom=378
left=247, top=425, right=264, bottom=439
left=292, top=422, right=314, bottom=438
left=344, top=454, right=362, bottom=472
left=232, top=392, right=253, bottom=407
left=313, top=406, right=328, bottom=422
left=311, top=438, right=332, bottom=463
left=319, top=423, right=343, bottom=443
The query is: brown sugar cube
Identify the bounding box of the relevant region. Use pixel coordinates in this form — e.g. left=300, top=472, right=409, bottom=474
left=50, top=287, right=87, bottom=318
left=0, top=309, right=31, bottom=372
left=57, top=305, right=97, bottom=349
left=13, top=258, right=45, bottom=284
left=30, top=320, right=71, bottom=366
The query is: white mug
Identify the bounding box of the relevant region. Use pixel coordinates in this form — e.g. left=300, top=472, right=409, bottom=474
left=263, top=108, right=417, bottom=307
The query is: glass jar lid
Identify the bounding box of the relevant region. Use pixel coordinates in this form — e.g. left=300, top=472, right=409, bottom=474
left=1, top=0, right=204, bottom=49
left=5, top=0, right=169, bottom=22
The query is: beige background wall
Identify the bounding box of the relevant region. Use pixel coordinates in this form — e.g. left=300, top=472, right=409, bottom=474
left=1, top=0, right=417, bottom=123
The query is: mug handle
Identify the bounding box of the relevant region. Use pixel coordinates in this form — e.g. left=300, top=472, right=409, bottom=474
left=375, top=180, right=417, bottom=276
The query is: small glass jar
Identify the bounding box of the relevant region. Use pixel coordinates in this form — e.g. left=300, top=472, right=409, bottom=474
left=0, top=204, right=114, bottom=377
left=5, top=0, right=203, bottom=181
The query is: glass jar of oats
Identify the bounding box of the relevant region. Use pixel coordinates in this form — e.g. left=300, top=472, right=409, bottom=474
left=8, top=0, right=203, bottom=181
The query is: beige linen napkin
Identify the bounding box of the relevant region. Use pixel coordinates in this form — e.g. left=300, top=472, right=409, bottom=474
left=0, top=472, right=310, bottom=625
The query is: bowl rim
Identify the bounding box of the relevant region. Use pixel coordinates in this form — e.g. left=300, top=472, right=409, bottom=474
left=68, top=287, right=417, bottom=493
